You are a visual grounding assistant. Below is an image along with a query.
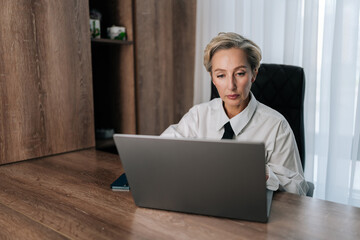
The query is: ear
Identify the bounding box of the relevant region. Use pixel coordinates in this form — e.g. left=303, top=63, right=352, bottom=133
left=251, top=69, right=258, bottom=83
left=210, top=72, right=214, bottom=84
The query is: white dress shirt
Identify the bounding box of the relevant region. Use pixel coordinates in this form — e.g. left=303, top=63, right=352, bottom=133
left=161, top=93, right=309, bottom=195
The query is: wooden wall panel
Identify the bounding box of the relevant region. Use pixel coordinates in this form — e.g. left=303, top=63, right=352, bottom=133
left=0, top=0, right=95, bottom=164
left=113, top=1, right=137, bottom=134
left=135, top=0, right=196, bottom=135
left=172, top=0, right=197, bottom=122
left=135, top=0, right=174, bottom=135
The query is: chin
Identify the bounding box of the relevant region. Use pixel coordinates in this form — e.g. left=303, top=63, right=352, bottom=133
left=224, top=100, right=241, bottom=106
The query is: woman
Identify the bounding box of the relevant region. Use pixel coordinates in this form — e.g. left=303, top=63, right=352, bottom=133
left=162, top=32, right=309, bottom=195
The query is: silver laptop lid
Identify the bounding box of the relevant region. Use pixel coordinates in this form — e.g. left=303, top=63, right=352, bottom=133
left=114, top=134, right=271, bottom=222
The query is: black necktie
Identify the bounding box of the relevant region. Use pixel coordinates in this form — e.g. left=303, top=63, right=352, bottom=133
left=222, top=122, right=234, bottom=139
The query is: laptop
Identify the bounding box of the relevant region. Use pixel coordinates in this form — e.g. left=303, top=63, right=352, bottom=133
left=113, top=134, right=273, bottom=223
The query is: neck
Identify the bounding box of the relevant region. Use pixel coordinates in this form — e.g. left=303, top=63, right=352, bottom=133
left=224, top=96, right=250, bottom=119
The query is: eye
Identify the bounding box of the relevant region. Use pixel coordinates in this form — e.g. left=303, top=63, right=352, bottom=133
left=236, top=72, right=246, bottom=77
left=216, top=74, right=225, bottom=78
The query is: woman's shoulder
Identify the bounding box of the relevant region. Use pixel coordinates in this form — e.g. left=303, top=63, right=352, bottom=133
left=190, top=98, right=222, bottom=112
left=255, top=101, right=291, bottom=130
left=256, top=102, right=284, bottom=118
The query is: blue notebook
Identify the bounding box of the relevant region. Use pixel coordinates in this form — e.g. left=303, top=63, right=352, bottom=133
left=110, top=173, right=130, bottom=191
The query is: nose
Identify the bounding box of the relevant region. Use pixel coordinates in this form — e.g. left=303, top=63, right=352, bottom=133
left=227, top=75, right=237, bottom=90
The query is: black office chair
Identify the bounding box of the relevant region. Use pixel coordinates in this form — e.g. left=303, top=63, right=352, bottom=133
left=211, top=63, right=314, bottom=197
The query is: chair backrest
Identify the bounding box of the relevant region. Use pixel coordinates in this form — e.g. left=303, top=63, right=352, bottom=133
left=211, top=63, right=306, bottom=169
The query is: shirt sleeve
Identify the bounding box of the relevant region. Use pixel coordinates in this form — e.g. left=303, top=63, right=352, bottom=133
left=265, top=120, right=309, bottom=195
left=161, top=106, right=199, bottom=138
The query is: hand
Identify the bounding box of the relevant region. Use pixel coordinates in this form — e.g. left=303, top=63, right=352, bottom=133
left=266, top=175, right=269, bottom=181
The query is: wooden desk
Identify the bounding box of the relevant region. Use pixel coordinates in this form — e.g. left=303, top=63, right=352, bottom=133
left=0, top=149, right=359, bottom=239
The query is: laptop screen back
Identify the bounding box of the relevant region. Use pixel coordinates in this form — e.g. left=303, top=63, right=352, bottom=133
left=114, top=134, right=270, bottom=222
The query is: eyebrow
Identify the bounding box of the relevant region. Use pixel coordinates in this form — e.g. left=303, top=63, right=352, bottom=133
left=213, top=65, right=248, bottom=72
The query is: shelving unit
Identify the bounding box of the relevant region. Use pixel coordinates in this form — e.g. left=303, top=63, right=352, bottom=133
left=89, top=0, right=136, bottom=152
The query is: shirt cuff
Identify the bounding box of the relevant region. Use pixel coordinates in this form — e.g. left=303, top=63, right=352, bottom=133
left=266, top=165, right=280, bottom=191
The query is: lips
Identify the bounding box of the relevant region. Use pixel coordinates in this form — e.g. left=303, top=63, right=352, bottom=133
left=227, top=94, right=239, bottom=100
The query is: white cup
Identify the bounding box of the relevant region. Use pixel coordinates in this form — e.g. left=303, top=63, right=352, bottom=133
left=107, top=26, right=126, bottom=40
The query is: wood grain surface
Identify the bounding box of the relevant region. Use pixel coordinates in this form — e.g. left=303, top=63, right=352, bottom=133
left=0, top=148, right=359, bottom=239
left=135, top=0, right=196, bottom=135
left=0, top=0, right=95, bottom=164
left=0, top=203, right=67, bottom=239
left=172, top=0, right=197, bottom=122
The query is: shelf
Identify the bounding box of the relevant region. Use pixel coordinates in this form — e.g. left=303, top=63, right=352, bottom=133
left=91, top=38, right=133, bottom=45
left=95, top=138, right=117, bottom=154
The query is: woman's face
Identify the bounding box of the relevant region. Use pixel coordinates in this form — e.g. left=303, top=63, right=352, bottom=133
left=211, top=48, right=257, bottom=118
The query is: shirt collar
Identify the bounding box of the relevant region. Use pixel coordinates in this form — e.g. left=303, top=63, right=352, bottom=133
left=215, top=92, right=258, bottom=136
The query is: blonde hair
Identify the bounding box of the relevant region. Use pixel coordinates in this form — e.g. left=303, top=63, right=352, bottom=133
left=203, top=32, right=262, bottom=73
